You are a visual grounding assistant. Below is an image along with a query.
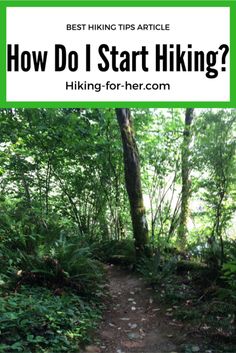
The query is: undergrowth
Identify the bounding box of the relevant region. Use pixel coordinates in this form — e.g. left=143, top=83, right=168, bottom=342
left=137, top=253, right=236, bottom=353
left=90, top=238, right=136, bottom=265
left=0, top=286, right=102, bottom=353
left=0, top=231, right=106, bottom=352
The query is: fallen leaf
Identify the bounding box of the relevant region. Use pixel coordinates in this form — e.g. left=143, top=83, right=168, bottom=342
left=85, top=345, right=101, bottom=353
left=108, top=323, right=116, bottom=327
left=127, top=332, right=140, bottom=340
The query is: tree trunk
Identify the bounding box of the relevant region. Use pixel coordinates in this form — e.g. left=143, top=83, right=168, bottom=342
left=115, top=108, right=149, bottom=257
left=178, top=108, right=194, bottom=250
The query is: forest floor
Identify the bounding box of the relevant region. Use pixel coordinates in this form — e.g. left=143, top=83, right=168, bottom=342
left=83, top=265, right=202, bottom=353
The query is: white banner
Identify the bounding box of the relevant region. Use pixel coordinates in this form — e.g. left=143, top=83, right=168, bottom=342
left=6, top=7, right=230, bottom=102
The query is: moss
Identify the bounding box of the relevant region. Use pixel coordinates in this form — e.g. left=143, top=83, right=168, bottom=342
left=133, top=206, right=145, bottom=215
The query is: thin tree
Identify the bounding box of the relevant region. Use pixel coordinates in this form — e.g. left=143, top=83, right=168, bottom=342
left=178, top=108, right=194, bottom=250
left=115, top=108, right=149, bottom=257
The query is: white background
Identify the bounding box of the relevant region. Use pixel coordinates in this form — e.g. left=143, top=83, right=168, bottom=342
left=7, top=7, right=230, bottom=102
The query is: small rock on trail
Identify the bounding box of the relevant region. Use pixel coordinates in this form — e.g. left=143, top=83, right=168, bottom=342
left=92, top=265, right=185, bottom=353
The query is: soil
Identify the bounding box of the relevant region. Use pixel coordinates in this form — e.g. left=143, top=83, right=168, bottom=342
left=85, top=265, right=190, bottom=353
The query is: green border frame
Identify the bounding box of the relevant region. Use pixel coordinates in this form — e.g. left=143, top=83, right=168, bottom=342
left=0, top=0, right=235, bottom=108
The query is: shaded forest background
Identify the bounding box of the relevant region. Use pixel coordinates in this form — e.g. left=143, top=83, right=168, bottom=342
left=0, top=108, right=236, bottom=353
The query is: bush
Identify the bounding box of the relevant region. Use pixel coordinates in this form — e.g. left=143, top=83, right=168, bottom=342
left=222, top=260, right=236, bottom=288
left=0, top=233, right=106, bottom=352
left=0, top=286, right=102, bottom=353
left=219, top=260, right=236, bottom=304
left=90, top=238, right=136, bottom=265
left=0, top=233, right=105, bottom=298
left=137, top=253, right=177, bottom=285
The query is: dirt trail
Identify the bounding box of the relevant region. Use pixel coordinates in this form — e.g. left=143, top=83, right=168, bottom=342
left=88, top=265, right=186, bottom=353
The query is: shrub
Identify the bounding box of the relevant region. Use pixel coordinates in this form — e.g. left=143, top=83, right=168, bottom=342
left=90, top=238, right=136, bottom=265
left=137, top=253, right=177, bottom=285
left=0, top=286, right=102, bottom=353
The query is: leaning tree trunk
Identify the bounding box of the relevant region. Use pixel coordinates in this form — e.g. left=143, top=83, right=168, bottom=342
left=115, top=108, right=149, bottom=257
left=178, top=108, right=194, bottom=251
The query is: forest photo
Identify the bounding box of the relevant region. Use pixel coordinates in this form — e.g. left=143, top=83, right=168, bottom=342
left=0, top=108, right=235, bottom=353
